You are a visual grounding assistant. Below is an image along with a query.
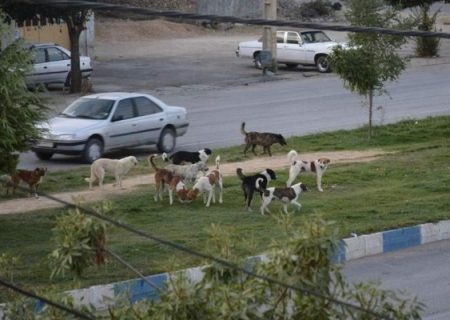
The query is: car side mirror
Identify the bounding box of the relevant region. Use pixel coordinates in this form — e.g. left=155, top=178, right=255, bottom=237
left=111, top=114, right=124, bottom=122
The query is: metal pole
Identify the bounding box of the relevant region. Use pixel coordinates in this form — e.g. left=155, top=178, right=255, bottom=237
left=262, top=0, right=277, bottom=74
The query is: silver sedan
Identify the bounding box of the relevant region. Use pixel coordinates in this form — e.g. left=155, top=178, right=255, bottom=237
left=32, top=92, right=189, bottom=163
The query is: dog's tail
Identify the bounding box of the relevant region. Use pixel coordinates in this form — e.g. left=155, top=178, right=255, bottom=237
left=256, top=177, right=266, bottom=192
left=236, top=168, right=246, bottom=180
left=240, top=122, right=247, bottom=135
left=287, top=149, right=298, bottom=165
left=161, top=152, right=170, bottom=162
left=215, top=155, right=220, bottom=170
left=84, top=177, right=92, bottom=183
left=148, top=154, right=159, bottom=171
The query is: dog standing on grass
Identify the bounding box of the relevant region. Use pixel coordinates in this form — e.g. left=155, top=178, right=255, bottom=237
left=1, top=167, right=47, bottom=198
left=259, top=178, right=307, bottom=215
left=241, top=122, right=287, bottom=156
left=162, top=148, right=212, bottom=165
left=85, top=156, right=138, bottom=190
left=148, top=154, right=189, bottom=205
left=164, top=160, right=209, bottom=183
left=286, top=150, right=330, bottom=192
left=186, top=156, right=223, bottom=207
left=236, top=167, right=277, bottom=212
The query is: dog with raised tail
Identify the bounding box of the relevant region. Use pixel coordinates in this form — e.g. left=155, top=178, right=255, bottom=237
left=85, top=156, right=138, bottom=190
left=286, top=150, right=330, bottom=192
left=186, top=156, right=223, bottom=207
left=236, top=167, right=276, bottom=211
left=258, top=177, right=307, bottom=215
left=148, top=154, right=188, bottom=205
left=241, top=122, right=287, bottom=156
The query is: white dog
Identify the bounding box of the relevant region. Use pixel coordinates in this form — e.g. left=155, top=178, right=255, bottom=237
left=286, top=150, right=330, bottom=192
left=186, top=156, right=223, bottom=207
left=85, top=156, right=138, bottom=190
left=164, top=161, right=209, bottom=182
left=259, top=178, right=307, bottom=215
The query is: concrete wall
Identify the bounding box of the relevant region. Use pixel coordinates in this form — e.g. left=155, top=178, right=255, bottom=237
left=197, top=0, right=263, bottom=19
left=1, top=14, right=95, bottom=58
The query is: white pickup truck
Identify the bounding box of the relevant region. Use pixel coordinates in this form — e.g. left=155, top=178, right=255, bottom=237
left=236, top=30, right=345, bottom=73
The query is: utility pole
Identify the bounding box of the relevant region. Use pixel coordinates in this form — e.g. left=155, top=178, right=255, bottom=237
left=262, top=0, right=277, bottom=74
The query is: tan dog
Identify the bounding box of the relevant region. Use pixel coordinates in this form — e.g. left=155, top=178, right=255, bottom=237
left=3, top=167, right=47, bottom=198
left=286, top=150, right=330, bottom=192
left=148, top=154, right=189, bottom=205
left=85, top=156, right=138, bottom=190
left=186, top=156, right=223, bottom=207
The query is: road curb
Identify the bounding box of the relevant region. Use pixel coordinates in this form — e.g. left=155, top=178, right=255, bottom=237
left=53, top=219, right=450, bottom=311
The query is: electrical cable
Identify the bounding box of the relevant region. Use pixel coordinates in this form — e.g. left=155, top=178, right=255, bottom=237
left=0, top=277, right=95, bottom=320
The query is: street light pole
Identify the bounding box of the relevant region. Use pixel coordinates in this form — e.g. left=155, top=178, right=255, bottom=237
left=262, top=0, right=277, bottom=74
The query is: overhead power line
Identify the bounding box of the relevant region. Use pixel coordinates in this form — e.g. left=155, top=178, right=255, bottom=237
left=18, top=0, right=450, bottom=39
left=24, top=188, right=393, bottom=320
left=0, top=277, right=95, bottom=320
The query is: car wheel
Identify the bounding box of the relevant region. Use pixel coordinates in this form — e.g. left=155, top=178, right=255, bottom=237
left=157, top=128, right=176, bottom=153
left=82, top=138, right=103, bottom=163
left=285, top=63, right=298, bottom=69
left=254, top=52, right=263, bottom=69
left=316, top=55, right=331, bottom=73
left=65, top=72, right=72, bottom=87
left=34, top=151, right=53, bottom=160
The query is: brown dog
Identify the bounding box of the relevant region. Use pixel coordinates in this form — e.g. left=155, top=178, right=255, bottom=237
left=148, top=155, right=188, bottom=205
left=186, top=156, right=223, bottom=207
left=241, top=122, right=287, bottom=156
left=5, top=167, right=47, bottom=198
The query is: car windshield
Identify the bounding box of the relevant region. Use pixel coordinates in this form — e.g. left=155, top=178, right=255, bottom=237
left=301, top=31, right=332, bottom=43
left=61, top=98, right=115, bottom=120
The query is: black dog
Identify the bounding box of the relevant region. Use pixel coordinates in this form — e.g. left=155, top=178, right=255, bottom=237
left=162, top=148, right=212, bottom=165
left=236, top=167, right=277, bottom=211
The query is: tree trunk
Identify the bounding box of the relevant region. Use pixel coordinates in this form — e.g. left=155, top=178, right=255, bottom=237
left=368, top=89, right=373, bottom=141
left=65, top=13, right=84, bottom=93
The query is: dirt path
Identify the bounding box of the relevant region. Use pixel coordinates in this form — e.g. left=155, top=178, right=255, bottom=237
left=0, top=150, right=388, bottom=215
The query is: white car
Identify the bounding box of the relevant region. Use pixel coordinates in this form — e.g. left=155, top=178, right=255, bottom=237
left=26, top=43, right=92, bottom=87
left=32, top=92, right=189, bottom=163
left=236, top=30, right=345, bottom=73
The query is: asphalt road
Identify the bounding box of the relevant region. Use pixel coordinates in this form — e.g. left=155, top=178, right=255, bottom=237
left=344, top=239, right=450, bottom=320
left=19, top=61, right=450, bottom=171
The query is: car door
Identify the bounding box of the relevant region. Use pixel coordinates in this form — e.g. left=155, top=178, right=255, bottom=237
left=108, top=98, right=141, bottom=148
left=275, top=31, right=288, bottom=62
left=28, top=47, right=47, bottom=85
left=283, top=31, right=306, bottom=63
left=133, top=96, right=165, bottom=145
left=43, top=46, right=71, bottom=84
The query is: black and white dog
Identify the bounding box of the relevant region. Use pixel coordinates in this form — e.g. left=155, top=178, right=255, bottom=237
left=162, top=148, right=212, bottom=165
left=259, top=178, right=307, bottom=215
left=236, top=167, right=277, bottom=211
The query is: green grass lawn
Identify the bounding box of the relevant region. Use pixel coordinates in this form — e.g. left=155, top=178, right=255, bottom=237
left=1, top=116, right=450, bottom=299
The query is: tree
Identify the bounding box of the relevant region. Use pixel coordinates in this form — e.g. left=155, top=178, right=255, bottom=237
left=330, top=0, right=408, bottom=140
left=1, top=0, right=93, bottom=93
left=0, top=10, right=47, bottom=174
left=386, top=0, right=443, bottom=57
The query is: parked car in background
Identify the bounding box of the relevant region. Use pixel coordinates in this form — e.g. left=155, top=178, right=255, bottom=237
left=32, top=92, right=189, bottom=163
left=25, top=43, right=92, bottom=88
left=236, top=30, right=346, bottom=73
